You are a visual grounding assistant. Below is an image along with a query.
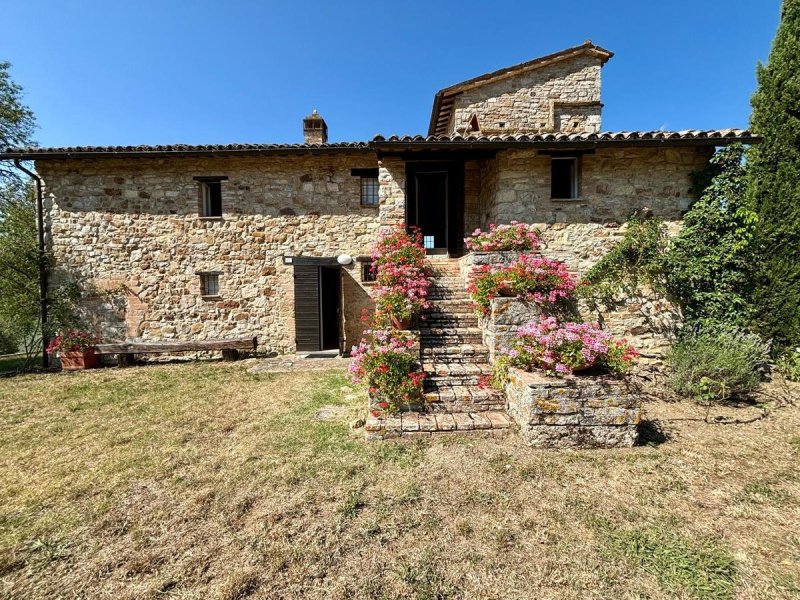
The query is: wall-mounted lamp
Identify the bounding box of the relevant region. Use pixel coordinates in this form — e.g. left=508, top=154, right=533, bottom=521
left=282, top=256, right=293, bottom=265
left=337, top=254, right=353, bottom=266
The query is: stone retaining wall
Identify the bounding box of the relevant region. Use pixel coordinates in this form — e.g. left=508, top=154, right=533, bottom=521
left=461, top=251, right=680, bottom=366
left=505, top=368, right=641, bottom=448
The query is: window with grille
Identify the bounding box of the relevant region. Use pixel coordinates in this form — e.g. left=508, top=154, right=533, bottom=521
left=351, top=168, right=379, bottom=207
left=200, top=273, right=220, bottom=297
left=360, top=176, right=379, bottom=206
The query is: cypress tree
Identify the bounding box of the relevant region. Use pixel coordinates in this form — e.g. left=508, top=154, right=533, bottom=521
left=748, top=0, right=800, bottom=353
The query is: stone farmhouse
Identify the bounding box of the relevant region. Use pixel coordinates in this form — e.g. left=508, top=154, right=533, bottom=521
left=2, top=41, right=756, bottom=358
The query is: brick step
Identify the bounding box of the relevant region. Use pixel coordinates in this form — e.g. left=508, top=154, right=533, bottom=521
left=365, top=409, right=511, bottom=439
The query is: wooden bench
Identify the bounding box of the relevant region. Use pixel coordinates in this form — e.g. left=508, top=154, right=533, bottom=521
left=95, top=337, right=258, bottom=367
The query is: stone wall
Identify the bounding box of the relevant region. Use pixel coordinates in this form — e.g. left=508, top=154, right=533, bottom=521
left=39, top=153, right=384, bottom=354
left=448, top=55, right=604, bottom=135
left=461, top=251, right=681, bottom=365
left=505, top=368, right=642, bottom=448
left=486, top=146, right=712, bottom=230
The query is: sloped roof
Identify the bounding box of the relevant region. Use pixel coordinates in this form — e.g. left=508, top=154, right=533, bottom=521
left=428, top=41, right=614, bottom=136
left=0, top=141, right=371, bottom=160
left=0, top=130, right=758, bottom=161
left=374, top=129, right=759, bottom=149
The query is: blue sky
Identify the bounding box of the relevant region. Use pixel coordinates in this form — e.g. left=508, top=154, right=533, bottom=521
left=0, top=0, right=781, bottom=147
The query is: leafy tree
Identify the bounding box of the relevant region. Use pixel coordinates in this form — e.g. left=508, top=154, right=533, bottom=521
left=664, top=144, right=757, bottom=328
left=0, top=61, right=36, bottom=183
left=748, top=0, right=800, bottom=353
left=0, top=61, right=39, bottom=363
left=0, top=181, right=40, bottom=359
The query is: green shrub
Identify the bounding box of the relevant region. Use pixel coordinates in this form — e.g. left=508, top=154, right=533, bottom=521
left=776, top=348, right=800, bottom=382
left=666, top=327, right=769, bottom=403
left=0, top=327, right=18, bottom=355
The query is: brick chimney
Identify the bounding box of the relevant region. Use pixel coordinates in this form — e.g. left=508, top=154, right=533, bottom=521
left=303, top=109, right=328, bottom=145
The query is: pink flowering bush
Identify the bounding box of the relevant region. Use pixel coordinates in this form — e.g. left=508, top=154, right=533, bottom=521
left=46, top=329, right=100, bottom=354
left=370, top=226, right=430, bottom=325
left=349, top=329, right=425, bottom=414
left=465, top=221, right=541, bottom=252
left=467, top=254, right=577, bottom=315
left=493, top=316, right=638, bottom=384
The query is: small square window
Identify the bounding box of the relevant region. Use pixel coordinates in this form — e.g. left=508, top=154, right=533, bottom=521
left=551, top=157, right=579, bottom=199
left=200, top=273, right=220, bottom=297
left=361, top=263, right=376, bottom=282
left=199, top=181, right=223, bottom=217
left=360, top=176, right=379, bottom=206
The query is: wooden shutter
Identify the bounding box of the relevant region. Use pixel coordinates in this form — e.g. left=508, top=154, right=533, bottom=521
left=294, top=265, right=321, bottom=351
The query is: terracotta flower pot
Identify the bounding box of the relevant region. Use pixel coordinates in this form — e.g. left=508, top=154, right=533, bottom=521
left=390, top=315, right=412, bottom=330
left=59, top=349, right=99, bottom=371
left=497, top=280, right=517, bottom=297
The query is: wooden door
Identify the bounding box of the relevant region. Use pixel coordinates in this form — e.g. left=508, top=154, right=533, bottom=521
left=294, top=265, right=321, bottom=351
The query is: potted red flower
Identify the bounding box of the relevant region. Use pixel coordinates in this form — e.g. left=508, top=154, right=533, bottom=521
left=47, top=329, right=101, bottom=370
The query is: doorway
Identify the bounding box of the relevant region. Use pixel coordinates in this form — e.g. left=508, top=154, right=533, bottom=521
left=293, top=262, right=342, bottom=352
left=406, top=161, right=464, bottom=255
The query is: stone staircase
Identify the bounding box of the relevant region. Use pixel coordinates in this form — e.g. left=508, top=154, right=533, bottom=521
left=365, top=258, right=510, bottom=439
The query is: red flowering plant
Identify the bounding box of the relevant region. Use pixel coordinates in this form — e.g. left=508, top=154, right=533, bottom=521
left=467, top=254, right=577, bottom=315
left=46, top=329, right=101, bottom=354
left=370, top=226, right=431, bottom=326
left=492, top=316, right=638, bottom=385
left=465, top=221, right=541, bottom=252
left=348, top=329, right=425, bottom=414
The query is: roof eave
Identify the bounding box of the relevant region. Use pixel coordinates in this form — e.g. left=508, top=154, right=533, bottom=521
left=373, top=135, right=761, bottom=152
left=0, top=145, right=374, bottom=161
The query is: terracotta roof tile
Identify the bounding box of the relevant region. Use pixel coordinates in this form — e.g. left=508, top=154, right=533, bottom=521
left=1, top=130, right=758, bottom=160
left=373, top=129, right=759, bottom=145
left=1, top=141, right=371, bottom=159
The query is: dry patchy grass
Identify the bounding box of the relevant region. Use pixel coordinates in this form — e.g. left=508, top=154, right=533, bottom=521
left=0, top=361, right=798, bottom=599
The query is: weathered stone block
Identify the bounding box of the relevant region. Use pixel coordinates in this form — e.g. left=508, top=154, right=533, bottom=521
left=505, top=368, right=641, bottom=448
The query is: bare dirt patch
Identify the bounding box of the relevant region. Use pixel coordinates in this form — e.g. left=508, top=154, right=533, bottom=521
left=0, top=363, right=798, bottom=599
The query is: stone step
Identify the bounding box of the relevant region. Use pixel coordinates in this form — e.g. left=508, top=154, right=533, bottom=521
left=365, top=409, right=511, bottom=439
left=423, top=384, right=506, bottom=411
left=429, top=280, right=466, bottom=289
left=424, top=299, right=473, bottom=312
left=420, top=346, right=490, bottom=363
left=419, top=328, right=484, bottom=345
left=421, top=314, right=479, bottom=328
left=426, top=374, right=487, bottom=387
left=427, top=290, right=470, bottom=300
left=422, top=361, right=492, bottom=376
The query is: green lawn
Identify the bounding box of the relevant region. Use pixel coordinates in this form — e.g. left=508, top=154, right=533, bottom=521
left=0, top=362, right=798, bottom=599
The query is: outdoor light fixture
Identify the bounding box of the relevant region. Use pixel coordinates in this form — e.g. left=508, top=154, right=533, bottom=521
left=337, top=254, right=353, bottom=265
left=282, top=256, right=293, bottom=265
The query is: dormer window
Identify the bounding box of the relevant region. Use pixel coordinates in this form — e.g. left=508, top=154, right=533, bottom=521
left=194, top=176, right=228, bottom=218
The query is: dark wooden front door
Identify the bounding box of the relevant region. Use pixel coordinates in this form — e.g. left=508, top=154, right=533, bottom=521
left=293, top=263, right=341, bottom=352
left=406, top=162, right=464, bottom=255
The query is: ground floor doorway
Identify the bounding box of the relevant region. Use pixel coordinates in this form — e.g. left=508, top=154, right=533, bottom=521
left=293, top=260, right=342, bottom=352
